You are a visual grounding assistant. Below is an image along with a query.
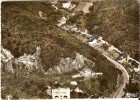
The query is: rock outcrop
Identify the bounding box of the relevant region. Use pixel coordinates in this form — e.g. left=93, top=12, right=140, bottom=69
left=47, top=53, right=95, bottom=74
left=1, top=46, right=43, bottom=74
left=1, top=47, right=95, bottom=75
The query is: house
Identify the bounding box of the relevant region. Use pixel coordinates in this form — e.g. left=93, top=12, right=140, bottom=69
left=71, top=87, right=88, bottom=98
left=46, top=86, right=52, bottom=96
left=71, top=27, right=78, bottom=32
left=72, top=74, right=82, bottom=79
left=91, top=72, right=103, bottom=77
left=57, top=17, right=67, bottom=27
left=62, top=1, right=76, bottom=11
left=74, top=87, right=84, bottom=93
left=62, top=2, right=71, bottom=9
left=75, top=2, right=93, bottom=13
left=70, top=81, right=78, bottom=86
left=38, top=11, right=47, bottom=20
left=79, top=28, right=88, bottom=35
left=108, top=44, right=115, bottom=51
left=88, top=39, right=97, bottom=46
left=52, top=87, right=70, bottom=99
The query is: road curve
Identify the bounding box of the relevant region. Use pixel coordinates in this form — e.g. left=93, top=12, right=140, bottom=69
left=103, top=54, right=129, bottom=98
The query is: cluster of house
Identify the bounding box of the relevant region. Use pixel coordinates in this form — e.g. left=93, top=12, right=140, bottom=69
left=45, top=81, right=86, bottom=99
left=57, top=16, right=92, bottom=38
left=62, top=1, right=93, bottom=13
left=63, top=24, right=91, bottom=36
left=88, top=37, right=140, bottom=73
left=56, top=1, right=94, bottom=36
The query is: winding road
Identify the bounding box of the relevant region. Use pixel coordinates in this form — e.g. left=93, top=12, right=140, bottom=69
left=103, top=53, right=129, bottom=98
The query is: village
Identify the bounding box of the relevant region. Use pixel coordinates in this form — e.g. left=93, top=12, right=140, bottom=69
left=36, top=0, right=140, bottom=99
left=1, top=0, right=140, bottom=99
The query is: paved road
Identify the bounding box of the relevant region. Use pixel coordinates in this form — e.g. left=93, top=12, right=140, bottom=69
left=103, top=54, right=129, bottom=98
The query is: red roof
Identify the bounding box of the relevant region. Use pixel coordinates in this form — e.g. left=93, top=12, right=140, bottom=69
left=79, top=28, right=85, bottom=32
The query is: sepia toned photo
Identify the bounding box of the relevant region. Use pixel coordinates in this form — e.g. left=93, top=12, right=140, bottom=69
left=1, top=0, right=140, bottom=99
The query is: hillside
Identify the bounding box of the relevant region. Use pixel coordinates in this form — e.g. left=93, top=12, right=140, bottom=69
left=85, top=0, right=139, bottom=60
left=1, top=1, right=121, bottom=99
left=68, top=0, right=139, bottom=60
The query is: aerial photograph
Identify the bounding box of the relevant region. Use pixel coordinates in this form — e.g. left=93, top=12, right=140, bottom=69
left=1, top=0, right=140, bottom=99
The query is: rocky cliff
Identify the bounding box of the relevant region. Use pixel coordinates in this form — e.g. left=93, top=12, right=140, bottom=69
left=1, top=46, right=43, bottom=75
left=2, top=47, right=95, bottom=75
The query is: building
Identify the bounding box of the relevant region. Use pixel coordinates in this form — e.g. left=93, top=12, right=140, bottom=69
left=108, top=44, right=115, bottom=51
left=46, top=86, right=52, bottom=96
left=62, top=1, right=76, bottom=11
left=88, top=39, right=97, bottom=46
left=74, top=87, right=84, bottom=93
left=52, top=87, right=70, bottom=99
left=75, top=2, right=93, bottom=13
left=57, top=17, right=67, bottom=27
left=62, top=2, right=71, bottom=9
left=38, top=11, right=47, bottom=20
left=70, top=81, right=78, bottom=86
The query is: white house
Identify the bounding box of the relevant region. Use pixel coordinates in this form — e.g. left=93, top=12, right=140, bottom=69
left=62, top=2, right=71, bottom=9
left=91, top=72, right=103, bottom=77
left=52, top=87, right=70, bottom=99
left=74, top=87, right=84, bottom=93
left=46, top=86, right=52, bottom=96
left=72, top=74, right=82, bottom=78
left=38, top=11, right=47, bottom=20
left=62, top=2, right=76, bottom=10
left=70, top=81, right=78, bottom=86
left=79, top=28, right=88, bottom=35
left=108, top=45, right=115, bottom=51
left=88, top=39, right=97, bottom=46
left=57, top=17, right=67, bottom=27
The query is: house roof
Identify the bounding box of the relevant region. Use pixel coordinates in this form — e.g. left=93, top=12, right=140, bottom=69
left=62, top=2, right=71, bottom=9
left=75, top=2, right=93, bottom=13
left=79, top=28, right=86, bottom=32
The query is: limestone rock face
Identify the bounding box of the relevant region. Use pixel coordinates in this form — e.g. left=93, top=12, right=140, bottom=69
left=1, top=46, right=14, bottom=63
left=1, top=46, right=42, bottom=74
left=47, top=53, right=95, bottom=74
left=1, top=47, right=95, bottom=75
